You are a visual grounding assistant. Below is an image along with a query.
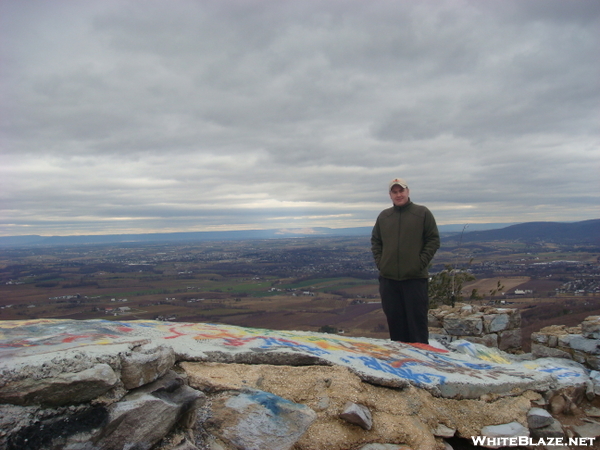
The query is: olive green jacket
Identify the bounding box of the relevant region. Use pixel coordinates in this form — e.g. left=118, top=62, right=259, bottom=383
left=371, top=201, right=440, bottom=281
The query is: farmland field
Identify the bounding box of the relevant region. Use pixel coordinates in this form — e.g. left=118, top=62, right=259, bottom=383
left=0, top=235, right=598, bottom=348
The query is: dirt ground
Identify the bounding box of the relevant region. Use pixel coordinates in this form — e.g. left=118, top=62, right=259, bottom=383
left=462, top=276, right=530, bottom=296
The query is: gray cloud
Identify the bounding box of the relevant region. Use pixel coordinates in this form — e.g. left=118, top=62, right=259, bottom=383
left=1, top=0, right=598, bottom=236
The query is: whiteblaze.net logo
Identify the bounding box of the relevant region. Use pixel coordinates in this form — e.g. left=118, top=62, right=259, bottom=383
left=471, top=436, right=596, bottom=447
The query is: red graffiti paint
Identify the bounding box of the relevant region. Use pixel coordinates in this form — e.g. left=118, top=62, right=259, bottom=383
left=409, top=342, right=448, bottom=353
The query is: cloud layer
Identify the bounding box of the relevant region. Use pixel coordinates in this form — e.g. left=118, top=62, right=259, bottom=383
left=1, top=0, right=599, bottom=236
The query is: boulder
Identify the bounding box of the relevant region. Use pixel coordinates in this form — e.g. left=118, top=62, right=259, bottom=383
left=572, top=421, right=600, bottom=439
left=483, top=314, right=510, bottom=333
left=339, top=401, right=373, bottom=430
left=508, top=310, right=521, bottom=328
left=481, top=421, right=529, bottom=438
left=0, top=363, right=118, bottom=407
left=549, top=393, right=567, bottom=415
left=526, top=407, right=554, bottom=429
left=582, top=316, right=600, bottom=339
left=529, top=417, right=565, bottom=440
left=585, top=354, right=600, bottom=370
left=531, top=343, right=572, bottom=359
left=0, top=403, right=108, bottom=450
left=205, top=389, right=317, bottom=450
left=589, top=371, right=600, bottom=396
left=568, top=336, right=600, bottom=355
left=433, top=424, right=456, bottom=438
left=119, top=344, right=176, bottom=389
left=443, top=314, right=483, bottom=336
left=92, top=371, right=205, bottom=450
left=498, top=329, right=521, bottom=351
left=531, top=333, right=549, bottom=345
left=480, top=421, right=529, bottom=448
left=428, top=315, right=442, bottom=328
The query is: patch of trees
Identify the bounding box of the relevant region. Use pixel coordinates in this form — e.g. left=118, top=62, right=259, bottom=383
left=429, top=264, right=476, bottom=308
left=78, top=264, right=153, bottom=274
left=429, top=265, right=506, bottom=308
left=62, top=281, right=99, bottom=288
left=35, top=272, right=63, bottom=281
left=35, top=282, right=60, bottom=288
left=0, top=264, right=33, bottom=273
left=318, top=325, right=338, bottom=334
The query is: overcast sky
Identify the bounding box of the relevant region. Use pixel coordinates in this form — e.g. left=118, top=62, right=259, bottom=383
left=1, top=0, right=598, bottom=237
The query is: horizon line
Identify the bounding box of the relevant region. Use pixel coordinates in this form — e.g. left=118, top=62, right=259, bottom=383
left=4, top=219, right=600, bottom=239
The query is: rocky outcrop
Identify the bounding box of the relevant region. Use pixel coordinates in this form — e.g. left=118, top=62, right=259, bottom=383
left=532, top=316, right=600, bottom=370
left=0, top=363, right=118, bottom=407
left=93, top=370, right=204, bottom=450
left=181, top=361, right=536, bottom=450
left=428, top=303, right=521, bottom=352
left=2, top=318, right=600, bottom=450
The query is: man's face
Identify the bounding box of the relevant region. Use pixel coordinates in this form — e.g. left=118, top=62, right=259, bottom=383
left=389, top=185, right=409, bottom=207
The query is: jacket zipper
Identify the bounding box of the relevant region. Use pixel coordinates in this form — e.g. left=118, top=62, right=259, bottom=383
left=397, top=208, right=402, bottom=280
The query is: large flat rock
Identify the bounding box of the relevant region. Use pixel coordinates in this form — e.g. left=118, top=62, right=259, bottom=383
left=0, top=319, right=558, bottom=399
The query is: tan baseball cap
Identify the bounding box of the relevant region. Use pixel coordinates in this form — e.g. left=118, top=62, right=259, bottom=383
left=389, top=178, right=408, bottom=190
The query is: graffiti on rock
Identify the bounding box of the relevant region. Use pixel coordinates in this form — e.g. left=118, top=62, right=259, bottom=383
left=0, top=319, right=555, bottom=391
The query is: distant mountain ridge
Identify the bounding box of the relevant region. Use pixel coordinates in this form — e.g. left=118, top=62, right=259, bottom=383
left=0, top=219, right=598, bottom=247
left=455, top=219, right=600, bottom=244
left=0, top=228, right=371, bottom=247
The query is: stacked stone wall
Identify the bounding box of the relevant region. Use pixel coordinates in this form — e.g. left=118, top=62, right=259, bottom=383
left=532, top=316, right=600, bottom=370
left=428, top=303, right=522, bottom=352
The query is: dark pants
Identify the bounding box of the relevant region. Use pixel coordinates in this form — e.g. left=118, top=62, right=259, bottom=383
left=379, top=277, right=429, bottom=344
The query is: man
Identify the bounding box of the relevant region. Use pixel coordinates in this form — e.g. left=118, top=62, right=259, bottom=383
left=371, top=178, right=440, bottom=344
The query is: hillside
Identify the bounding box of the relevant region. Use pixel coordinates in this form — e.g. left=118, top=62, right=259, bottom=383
left=1, top=219, right=598, bottom=248
left=454, top=219, right=600, bottom=245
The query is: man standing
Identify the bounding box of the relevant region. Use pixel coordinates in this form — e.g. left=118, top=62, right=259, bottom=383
left=371, top=178, right=440, bottom=344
